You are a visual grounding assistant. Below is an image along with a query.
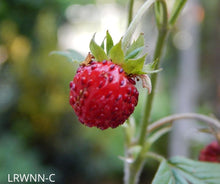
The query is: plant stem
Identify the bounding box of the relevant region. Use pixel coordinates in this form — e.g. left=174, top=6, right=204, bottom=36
left=124, top=0, right=188, bottom=183
left=138, top=0, right=168, bottom=145
left=127, top=0, right=134, bottom=27
left=147, top=113, right=220, bottom=133
left=169, top=0, right=187, bottom=26
left=124, top=2, right=168, bottom=184
left=122, top=0, right=156, bottom=52
left=146, top=152, right=165, bottom=162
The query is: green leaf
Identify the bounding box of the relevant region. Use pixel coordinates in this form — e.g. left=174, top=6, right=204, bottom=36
left=106, top=31, right=114, bottom=55
left=89, top=34, right=108, bottom=61
left=143, top=59, right=162, bottom=74
left=50, top=50, right=84, bottom=63
left=125, top=47, right=144, bottom=60
left=67, top=49, right=85, bottom=61
left=152, top=160, right=175, bottom=184
left=125, top=33, right=144, bottom=59
left=152, top=157, right=220, bottom=184
left=109, top=39, right=124, bottom=65
left=123, top=54, right=147, bottom=74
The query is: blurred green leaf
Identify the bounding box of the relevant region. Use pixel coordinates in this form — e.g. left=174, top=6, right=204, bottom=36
left=50, top=50, right=84, bottom=63
left=125, top=46, right=144, bottom=60
left=143, top=59, right=162, bottom=74
left=125, top=33, right=144, bottom=59
left=152, top=157, right=220, bottom=184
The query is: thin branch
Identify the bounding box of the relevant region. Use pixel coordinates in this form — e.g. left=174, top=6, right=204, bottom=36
left=127, top=0, right=134, bottom=27
left=138, top=0, right=168, bottom=145
left=122, top=0, right=156, bottom=52
left=148, top=113, right=220, bottom=133
left=146, top=152, right=165, bottom=162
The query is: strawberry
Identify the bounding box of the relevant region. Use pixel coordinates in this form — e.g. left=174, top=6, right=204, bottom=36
left=199, top=141, right=220, bottom=163
left=69, top=60, right=138, bottom=130
left=53, top=31, right=157, bottom=129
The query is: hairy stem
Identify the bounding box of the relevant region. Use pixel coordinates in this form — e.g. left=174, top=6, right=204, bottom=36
left=147, top=113, right=220, bottom=133
left=146, top=152, right=165, bottom=162
left=127, top=0, right=134, bottom=27
left=124, top=1, right=188, bottom=184
left=138, top=0, right=168, bottom=145
left=169, top=0, right=187, bottom=26
left=122, top=0, right=156, bottom=52
left=124, top=1, right=168, bottom=184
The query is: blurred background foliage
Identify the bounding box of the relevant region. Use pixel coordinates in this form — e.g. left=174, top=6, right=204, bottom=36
left=0, top=0, right=219, bottom=183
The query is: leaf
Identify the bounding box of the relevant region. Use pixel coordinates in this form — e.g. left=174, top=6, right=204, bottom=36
left=109, top=39, right=124, bottom=65
left=152, top=160, right=175, bottom=184
left=125, top=47, right=144, bottom=60
left=125, top=33, right=144, bottom=59
left=123, top=54, right=147, bottom=74
left=143, top=59, right=162, bottom=74
left=101, top=36, right=106, bottom=50
left=106, top=31, right=114, bottom=55
left=50, top=50, right=84, bottom=63
left=67, top=49, right=85, bottom=61
left=152, top=156, right=220, bottom=184
left=89, top=34, right=108, bottom=61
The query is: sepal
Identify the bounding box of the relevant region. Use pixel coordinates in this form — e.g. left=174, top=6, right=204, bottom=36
left=143, top=59, right=162, bottom=74
left=89, top=34, right=108, bottom=61
left=106, top=30, right=114, bottom=55
left=123, top=54, right=147, bottom=75
left=125, top=33, right=145, bottom=59
left=109, top=39, right=124, bottom=65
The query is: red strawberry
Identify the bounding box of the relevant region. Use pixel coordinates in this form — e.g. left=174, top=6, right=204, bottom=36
left=69, top=60, right=139, bottom=130
left=53, top=32, right=153, bottom=129
left=199, top=141, right=220, bottom=163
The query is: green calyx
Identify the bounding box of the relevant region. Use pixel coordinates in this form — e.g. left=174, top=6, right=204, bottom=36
left=50, top=31, right=161, bottom=77
left=89, top=31, right=160, bottom=76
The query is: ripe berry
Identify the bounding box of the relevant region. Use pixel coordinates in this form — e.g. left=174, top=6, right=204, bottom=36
left=199, top=141, right=220, bottom=163
left=69, top=60, right=139, bottom=130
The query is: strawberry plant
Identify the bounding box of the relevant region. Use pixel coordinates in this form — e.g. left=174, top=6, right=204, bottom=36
left=52, top=0, right=220, bottom=183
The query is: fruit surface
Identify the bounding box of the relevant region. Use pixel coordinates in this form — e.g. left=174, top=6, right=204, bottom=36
left=69, top=60, right=139, bottom=130
left=199, top=141, right=220, bottom=163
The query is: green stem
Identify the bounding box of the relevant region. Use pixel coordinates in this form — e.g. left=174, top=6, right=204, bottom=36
left=127, top=0, right=134, bottom=27
left=138, top=0, right=168, bottom=145
left=169, top=0, right=187, bottom=26
left=124, top=1, right=187, bottom=184
left=147, top=113, right=220, bottom=133
left=122, top=0, right=156, bottom=52
left=146, top=152, right=165, bottom=162
left=138, top=29, right=167, bottom=145
left=125, top=2, right=168, bottom=183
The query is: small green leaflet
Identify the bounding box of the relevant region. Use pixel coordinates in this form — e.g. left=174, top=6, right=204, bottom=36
left=101, top=36, right=106, bottom=50
left=152, top=157, right=220, bottom=184
left=143, top=59, right=162, bottom=74
left=50, top=49, right=84, bottom=63
left=89, top=34, right=108, bottom=61
left=125, top=47, right=144, bottom=60
left=125, top=33, right=145, bottom=59
left=109, top=39, right=124, bottom=65
left=106, top=31, right=114, bottom=55
left=123, top=54, right=147, bottom=74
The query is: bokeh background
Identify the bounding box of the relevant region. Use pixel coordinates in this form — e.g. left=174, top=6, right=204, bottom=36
left=0, top=0, right=219, bottom=183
